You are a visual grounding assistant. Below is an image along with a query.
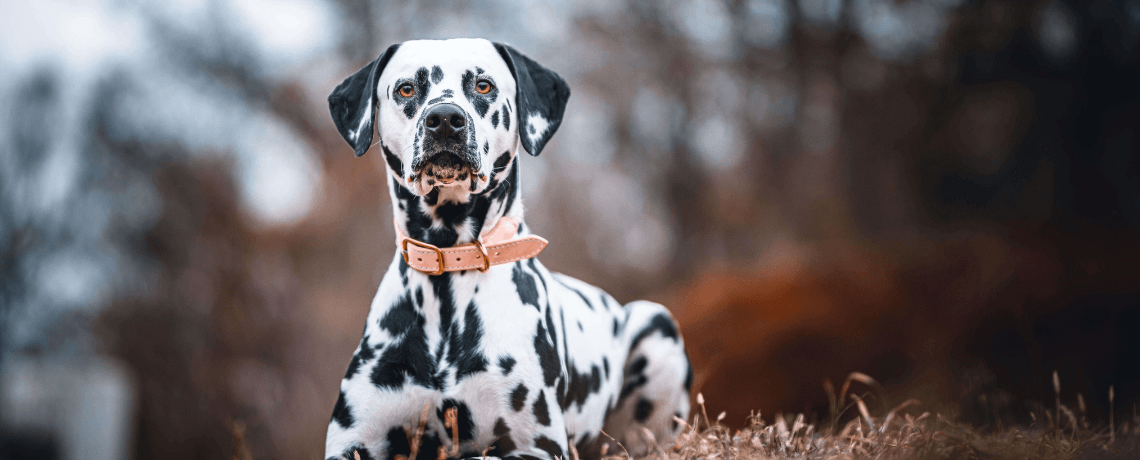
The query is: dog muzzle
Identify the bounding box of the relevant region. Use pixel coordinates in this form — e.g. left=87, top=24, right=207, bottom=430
left=396, top=217, right=547, bottom=275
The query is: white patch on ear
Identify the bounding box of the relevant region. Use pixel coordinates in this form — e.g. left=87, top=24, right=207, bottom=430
left=349, top=104, right=372, bottom=141
left=525, top=113, right=549, bottom=148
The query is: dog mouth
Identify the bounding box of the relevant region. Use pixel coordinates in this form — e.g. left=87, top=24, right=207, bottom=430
left=416, top=151, right=475, bottom=187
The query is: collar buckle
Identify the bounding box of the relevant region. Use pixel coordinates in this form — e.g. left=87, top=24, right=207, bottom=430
left=472, top=240, right=491, bottom=272
left=401, top=238, right=445, bottom=276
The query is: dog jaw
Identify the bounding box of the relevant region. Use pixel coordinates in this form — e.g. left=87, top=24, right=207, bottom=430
left=406, top=155, right=491, bottom=196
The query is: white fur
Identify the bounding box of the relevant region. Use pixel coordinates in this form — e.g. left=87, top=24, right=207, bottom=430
left=376, top=39, right=518, bottom=198
left=525, top=114, right=549, bottom=149
left=325, top=39, right=691, bottom=460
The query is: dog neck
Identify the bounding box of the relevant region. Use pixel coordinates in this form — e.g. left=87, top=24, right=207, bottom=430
left=388, top=159, right=523, bottom=248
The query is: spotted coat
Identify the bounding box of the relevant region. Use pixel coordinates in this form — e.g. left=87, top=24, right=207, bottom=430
left=325, top=39, right=691, bottom=460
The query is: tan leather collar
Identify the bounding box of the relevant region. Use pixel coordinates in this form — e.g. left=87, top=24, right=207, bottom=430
left=396, top=216, right=547, bottom=275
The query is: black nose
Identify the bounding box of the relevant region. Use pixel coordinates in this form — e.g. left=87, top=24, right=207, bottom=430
left=423, top=103, right=467, bottom=137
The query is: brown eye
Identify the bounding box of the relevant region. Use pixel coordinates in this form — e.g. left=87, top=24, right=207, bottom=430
left=476, top=80, right=493, bottom=94
left=398, top=84, right=415, bottom=97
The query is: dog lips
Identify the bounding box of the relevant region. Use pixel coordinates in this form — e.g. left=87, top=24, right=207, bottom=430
left=423, top=152, right=471, bottom=186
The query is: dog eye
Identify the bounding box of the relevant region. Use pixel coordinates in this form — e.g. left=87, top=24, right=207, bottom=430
left=398, top=84, right=415, bottom=97
left=475, top=80, right=493, bottom=94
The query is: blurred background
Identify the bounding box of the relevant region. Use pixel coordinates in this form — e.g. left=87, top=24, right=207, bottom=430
left=1, top=0, right=1138, bottom=458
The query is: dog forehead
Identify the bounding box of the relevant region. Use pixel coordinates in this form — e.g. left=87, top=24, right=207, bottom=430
left=382, top=39, right=510, bottom=83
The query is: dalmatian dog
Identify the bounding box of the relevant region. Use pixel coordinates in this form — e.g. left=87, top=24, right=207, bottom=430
left=324, top=38, right=691, bottom=460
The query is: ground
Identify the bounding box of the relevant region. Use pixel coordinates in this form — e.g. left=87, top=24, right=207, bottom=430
left=290, top=373, right=1140, bottom=460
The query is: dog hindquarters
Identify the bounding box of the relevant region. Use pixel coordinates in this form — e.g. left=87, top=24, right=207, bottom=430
left=603, top=300, right=692, bottom=455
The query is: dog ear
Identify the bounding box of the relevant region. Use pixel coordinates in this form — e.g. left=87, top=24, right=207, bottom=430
left=328, top=44, right=401, bottom=157
left=494, top=43, right=571, bottom=156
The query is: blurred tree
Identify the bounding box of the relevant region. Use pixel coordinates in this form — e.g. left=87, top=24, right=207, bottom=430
left=1, top=0, right=1137, bottom=458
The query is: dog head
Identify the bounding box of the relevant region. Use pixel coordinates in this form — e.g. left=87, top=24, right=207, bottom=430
left=328, top=38, right=570, bottom=197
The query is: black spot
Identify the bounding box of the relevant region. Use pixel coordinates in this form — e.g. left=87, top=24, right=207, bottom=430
left=433, top=274, right=456, bottom=362
left=510, top=383, right=529, bottom=411
left=577, top=320, right=583, bottom=331
left=528, top=259, right=549, bottom=293
left=434, top=368, right=450, bottom=388
left=434, top=322, right=451, bottom=364
left=487, top=418, right=517, bottom=457
left=532, top=390, right=551, bottom=426
left=545, top=302, right=558, bottom=358
left=491, top=110, right=500, bottom=128
left=534, top=321, right=560, bottom=387
left=499, top=355, right=517, bottom=375
left=628, top=356, right=648, bottom=375
left=449, top=301, right=489, bottom=382
left=602, top=295, right=618, bottom=311
left=382, top=144, right=404, bottom=175
left=462, top=69, right=497, bottom=117
left=492, top=151, right=512, bottom=174
left=602, top=356, right=610, bottom=379
left=620, top=374, right=648, bottom=402
left=513, top=263, right=540, bottom=311
left=331, top=390, right=354, bottom=428
left=468, top=120, right=479, bottom=165
left=561, top=363, right=603, bottom=410
left=398, top=67, right=432, bottom=119
left=436, top=398, right=476, bottom=441
left=558, top=308, right=602, bottom=411
left=379, top=291, right=417, bottom=334
left=612, top=318, right=620, bottom=336
left=385, top=427, right=409, bottom=460
left=529, top=124, right=536, bottom=134
left=555, top=376, right=567, bottom=410
left=684, top=359, right=694, bottom=391
left=499, top=162, right=520, bottom=217
left=533, top=436, right=563, bottom=460
left=483, top=141, right=489, bottom=154
left=351, top=447, right=376, bottom=460
left=619, top=356, right=649, bottom=402
left=391, top=147, right=519, bottom=249
left=345, top=335, right=376, bottom=379
left=557, top=277, right=594, bottom=311
left=416, top=433, right=443, bottom=460
left=502, top=103, right=511, bottom=130
left=629, top=313, right=679, bottom=353
left=431, top=65, right=443, bottom=83
left=392, top=182, right=433, bottom=244
left=386, top=428, right=443, bottom=460
left=435, top=200, right=474, bottom=228
left=371, top=292, right=440, bottom=390
left=635, top=398, right=654, bottom=422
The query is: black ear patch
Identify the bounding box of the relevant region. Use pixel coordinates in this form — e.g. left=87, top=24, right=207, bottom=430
left=493, top=43, right=571, bottom=156
left=328, top=43, right=401, bottom=157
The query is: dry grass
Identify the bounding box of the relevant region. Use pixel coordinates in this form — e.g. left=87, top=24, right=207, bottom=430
left=302, top=372, right=1140, bottom=460
left=601, top=373, right=1140, bottom=460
